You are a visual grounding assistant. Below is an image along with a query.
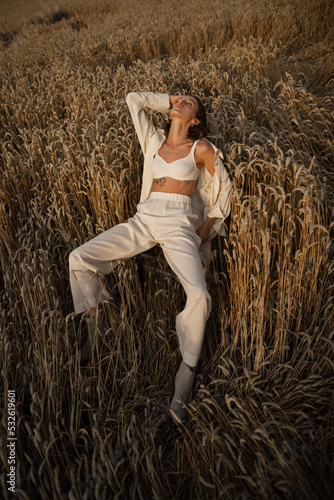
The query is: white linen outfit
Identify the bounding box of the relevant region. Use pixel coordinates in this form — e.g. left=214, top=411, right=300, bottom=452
left=69, top=92, right=232, bottom=367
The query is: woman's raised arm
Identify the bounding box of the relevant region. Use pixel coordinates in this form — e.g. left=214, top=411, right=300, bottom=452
left=126, top=92, right=171, bottom=155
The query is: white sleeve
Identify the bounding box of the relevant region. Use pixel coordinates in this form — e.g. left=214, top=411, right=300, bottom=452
left=126, top=92, right=170, bottom=155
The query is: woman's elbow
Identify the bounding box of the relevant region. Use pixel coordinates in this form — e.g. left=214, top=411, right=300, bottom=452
left=126, top=92, right=141, bottom=104
left=126, top=92, right=135, bottom=105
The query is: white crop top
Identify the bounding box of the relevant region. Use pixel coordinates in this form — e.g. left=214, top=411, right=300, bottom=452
left=152, top=139, right=200, bottom=181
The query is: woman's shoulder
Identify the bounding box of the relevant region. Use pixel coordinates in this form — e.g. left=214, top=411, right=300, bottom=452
left=195, top=138, right=216, bottom=157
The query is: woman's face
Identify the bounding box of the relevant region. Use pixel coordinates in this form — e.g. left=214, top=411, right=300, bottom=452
left=170, top=96, right=200, bottom=126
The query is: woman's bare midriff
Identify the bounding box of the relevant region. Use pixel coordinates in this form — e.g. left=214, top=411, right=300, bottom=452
left=151, top=177, right=197, bottom=197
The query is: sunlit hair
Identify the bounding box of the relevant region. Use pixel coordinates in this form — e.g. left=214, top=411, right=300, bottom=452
left=161, top=95, right=210, bottom=140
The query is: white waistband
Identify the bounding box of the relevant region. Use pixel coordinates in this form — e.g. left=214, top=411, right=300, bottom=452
left=148, top=191, right=192, bottom=204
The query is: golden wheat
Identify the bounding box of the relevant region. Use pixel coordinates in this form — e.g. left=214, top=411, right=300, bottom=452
left=0, top=0, right=334, bottom=499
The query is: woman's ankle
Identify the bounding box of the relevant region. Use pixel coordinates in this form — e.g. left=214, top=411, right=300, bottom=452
left=87, top=306, right=97, bottom=318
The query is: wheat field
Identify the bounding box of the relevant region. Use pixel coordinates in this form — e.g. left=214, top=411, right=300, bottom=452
left=1, top=0, right=334, bottom=498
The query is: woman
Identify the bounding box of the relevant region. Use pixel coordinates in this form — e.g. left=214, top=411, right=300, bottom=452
left=69, top=92, right=232, bottom=425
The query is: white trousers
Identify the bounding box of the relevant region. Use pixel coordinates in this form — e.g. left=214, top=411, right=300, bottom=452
left=69, top=192, right=211, bottom=366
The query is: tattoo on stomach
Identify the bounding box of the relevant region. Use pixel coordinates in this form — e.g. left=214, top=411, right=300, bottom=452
left=154, top=177, right=167, bottom=187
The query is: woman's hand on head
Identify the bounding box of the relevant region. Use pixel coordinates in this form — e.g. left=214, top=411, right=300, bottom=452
left=169, top=95, right=186, bottom=108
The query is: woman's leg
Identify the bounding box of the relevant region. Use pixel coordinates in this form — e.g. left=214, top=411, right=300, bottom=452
left=159, top=229, right=211, bottom=424
left=161, top=232, right=211, bottom=368
left=69, top=215, right=156, bottom=314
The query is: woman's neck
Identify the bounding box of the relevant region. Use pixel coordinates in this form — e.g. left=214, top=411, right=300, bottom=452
left=165, top=120, right=191, bottom=147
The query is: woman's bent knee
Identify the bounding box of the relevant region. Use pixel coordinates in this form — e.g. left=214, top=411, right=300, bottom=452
left=69, top=245, right=88, bottom=266
left=191, top=287, right=211, bottom=310
left=69, top=247, right=81, bottom=266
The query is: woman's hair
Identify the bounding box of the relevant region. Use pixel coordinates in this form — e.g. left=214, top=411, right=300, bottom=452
left=161, top=95, right=210, bottom=140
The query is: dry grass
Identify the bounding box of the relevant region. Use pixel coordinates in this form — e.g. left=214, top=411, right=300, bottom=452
left=1, top=0, right=334, bottom=498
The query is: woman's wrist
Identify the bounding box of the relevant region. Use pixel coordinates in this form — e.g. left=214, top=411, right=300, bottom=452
left=203, top=217, right=218, bottom=229
left=169, top=95, right=179, bottom=108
